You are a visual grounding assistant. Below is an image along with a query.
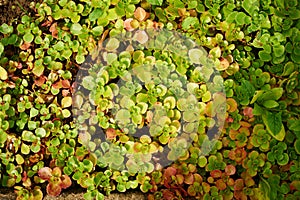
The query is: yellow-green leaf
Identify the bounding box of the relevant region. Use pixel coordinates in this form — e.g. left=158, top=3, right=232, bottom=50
left=61, top=96, right=72, bottom=108
left=0, top=66, right=8, bottom=80
left=262, top=111, right=285, bottom=141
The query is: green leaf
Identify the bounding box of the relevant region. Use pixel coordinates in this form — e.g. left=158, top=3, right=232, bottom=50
left=0, top=23, right=13, bottom=34
left=0, top=42, right=4, bottom=56
left=115, top=109, right=131, bottom=123
left=22, top=131, right=36, bottom=142
left=259, top=51, right=272, bottom=62
left=250, top=90, right=264, bottom=104
left=105, top=38, right=119, bottom=51
left=282, top=62, right=294, bottom=76
left=262, top=111, right=285, bottom=141
left=258, top=177, right=271, bottom=200
left=21, top=143, right=30, bottom=155
left=76, top=54, right=85, bottom=64
left=32, top=64, right=44, bottom=77
left=287, top=119, right=300, bottom=131
left=82, top=76, right=96, bottom=90
left=89, top=8, right=103, bottom=21
left=273, top=45, right=285, bottom=57
left=62, top=109, right=71, bottom=118
left=295, top=139, right=300, bottom=154
left=23, top=32, right=34, bottom=43
left=146, top=0, right=163, bottom=6
left=70, top=23, right=82, bottom=35
left=262, top=100, right=279, bottom=108
left=189, top=49, right=204, bottom=64
left=92, top=26, right=103, bottom=36
left=35, top=127, right=46, bottom=138
left=258, top=88, right=283, bottom=102
left=0, top=131, right=7, bottom=144
left=30, top=107, right=39, bottom=118
left=235, top=12, right=247, bottom=25
left=182, top=17, right=199, bottom=30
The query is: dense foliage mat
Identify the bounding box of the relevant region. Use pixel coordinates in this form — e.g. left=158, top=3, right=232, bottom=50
left=0, top=0, right=300, bottom=199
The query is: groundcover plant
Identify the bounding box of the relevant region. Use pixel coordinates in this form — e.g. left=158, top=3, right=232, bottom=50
left=0, top=0, right=300, bottom=200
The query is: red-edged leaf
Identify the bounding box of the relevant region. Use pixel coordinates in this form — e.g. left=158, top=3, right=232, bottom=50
left=210, top=169, right=222, bottom=178
left=162, top=189, right=176, bottom=200
left=52, top=167, right=62, bottom=177
left=61, top=80, right=70, bottom=88
left=38, top=167, right=52, bottom=180
left=176, top=174, right=184, bottom=185
left=225, top=165, right=236, bottom=176
left=46, top=182, right=62, bottom=197
left=60, top=175, right=72, bottom=189
left=234, top=179, right=244, bottom=191
left=124, top=18, right=134, bottom=31
left=34, top=76, right=46, bottom=87
left=216, top=179, right=227, bottom=190
left=52, top=81, right=62, bottom=89
left=184, top=173, right=194, bottom=185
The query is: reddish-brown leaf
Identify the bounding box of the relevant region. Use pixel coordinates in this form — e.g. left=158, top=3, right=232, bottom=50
left=50, top=22, right=58, bottom=39
left=216, top=179, right=227, bottom=190
left=106, top=128, right=117, bottom=140
left=38, top=167, right=52, bottom=180
left=46, top=182, right=62, bottom=197
left=34, top=76, right=46, bottom=87
left=60, top=175, right=72, bottom=189
left=225, top=165, right=236, bottom=176
left=210, top=169, right=222, bottom=178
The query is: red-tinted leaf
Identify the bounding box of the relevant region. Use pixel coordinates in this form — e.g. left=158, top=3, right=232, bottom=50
left=52, top=167, right=62, bottom=177
left=162, top=189, right=176, bottom=200
left=210, top=169, right=222, bottom=178
left=164, top=167, right=177, bottom=177
left=243, top=107, right=254, bottom=118
left=234, top=179, right=244, bottom=191
left=134, top=7, right=147, bottom=22
left=22, top=171, right=28, bottom=182
left=46, top=182, right=62, bottom=197
left=106, top=128, right=117, bottom=140
left=187, top=185, right=196, bottom=196
left=38, top=167, right=52, bottom=180
left=227, top=178, right=235, bottom=186
left=50, top=22, right=58, bottom=39
left=52, top=81, right=62, bottom=89
left=184, top=173, right=194, bottom=185
left=216, top=179, right=227, bottom=190
left=290, top=180, right=300, bottom=191
left=202, top=182, right=210, bottom=193
left=225, top=165, right=236, bottom=176
left=124, top=18, right=134, bottom=31
left=60, top=175, right=72, bottom=189
left=61, top=80, right=70, bottom=88
left=176, top=174, right=184, bottom=185
left=194, top=174, right=203, bottom=183
left=34, top=76, right=46, bottom=87
left=20, top=42, right=31, bottom=50
left=62, top=89, right=70, bottom=97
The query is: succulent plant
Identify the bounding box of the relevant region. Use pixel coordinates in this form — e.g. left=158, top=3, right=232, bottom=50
left=38, top=167, right=72, bottom=196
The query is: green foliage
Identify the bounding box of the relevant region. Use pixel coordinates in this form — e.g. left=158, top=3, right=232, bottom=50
left=0, top=0, right=299, bottom=199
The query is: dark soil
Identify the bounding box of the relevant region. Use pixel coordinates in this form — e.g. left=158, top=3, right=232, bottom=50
left=0, top=0, right=39, bottom=25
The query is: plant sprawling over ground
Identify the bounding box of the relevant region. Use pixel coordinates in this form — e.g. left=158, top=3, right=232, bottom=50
left=0, top=0, right=300, bottom=200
